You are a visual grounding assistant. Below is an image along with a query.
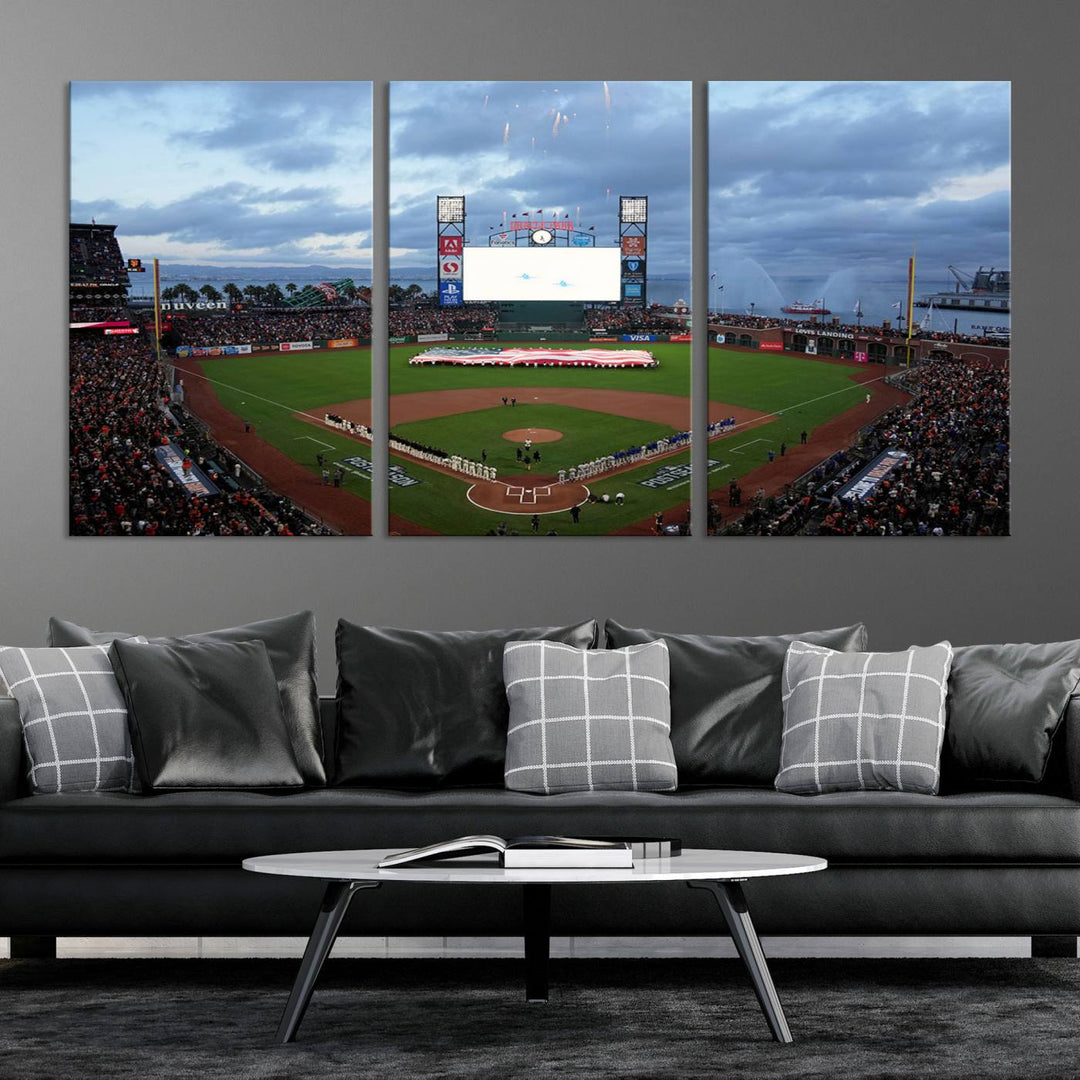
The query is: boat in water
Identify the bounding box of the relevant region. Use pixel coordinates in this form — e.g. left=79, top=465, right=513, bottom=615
left=781, top=298, right=831, bottom=315
left=915, top=266, right=1010, bottom=313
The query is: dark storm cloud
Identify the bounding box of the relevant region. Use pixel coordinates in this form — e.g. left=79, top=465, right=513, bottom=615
left=390, top=81, right=692, bottom=274
left=708, top=82, right=1010, bottom=279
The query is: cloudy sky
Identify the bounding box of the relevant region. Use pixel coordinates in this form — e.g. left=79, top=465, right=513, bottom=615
left=708, top=81, right=1010, bottom=287
left=390, top=81, right=692, bottom=274
left=70, top=81, right=372, bottom=267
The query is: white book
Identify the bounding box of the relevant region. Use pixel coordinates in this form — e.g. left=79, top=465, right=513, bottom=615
left=377, top=835, right=632, bottom=869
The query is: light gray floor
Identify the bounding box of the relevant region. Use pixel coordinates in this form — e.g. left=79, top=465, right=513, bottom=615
left=0, top=935, right=1045, bottom=959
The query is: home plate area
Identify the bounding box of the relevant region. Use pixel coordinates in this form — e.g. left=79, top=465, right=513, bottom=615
left=466, top=476, right=589, bottom=515
left=505, top=484, right=551, bottom=505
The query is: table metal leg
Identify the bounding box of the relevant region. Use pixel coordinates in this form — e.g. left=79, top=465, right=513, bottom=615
left=276, top=880, right=380, bottom=1044
left=688, top=880, right=793, bottom=1044
left=523, top=883, right=552, bottom=1002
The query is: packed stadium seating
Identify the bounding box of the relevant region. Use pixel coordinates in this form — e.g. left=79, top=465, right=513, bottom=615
left=720, top=359, right=1010, bottom=536
left=69, top=334, right=332, bottom=536
left=388, top=304, right=498, bottom=337
left=584, top=307, right=684, bottom=333
left=146, top=309, right=372, bottom=348
left=69, top=224, right=129, bottom=286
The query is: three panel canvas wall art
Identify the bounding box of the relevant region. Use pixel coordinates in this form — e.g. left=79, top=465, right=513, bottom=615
left=68, top=80, right=1008, bottom=538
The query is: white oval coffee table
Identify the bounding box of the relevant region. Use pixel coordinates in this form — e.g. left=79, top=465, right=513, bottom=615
left=244, top=847, right=827, bottom=1046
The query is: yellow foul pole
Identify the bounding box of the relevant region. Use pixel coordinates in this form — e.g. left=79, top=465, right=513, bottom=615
left=152, top=257, right=163, bottom=367
left=904, top=242, right=916, bottom=367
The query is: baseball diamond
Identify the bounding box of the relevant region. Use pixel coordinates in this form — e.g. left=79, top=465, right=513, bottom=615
left=172, top=340, right=905, bottom=536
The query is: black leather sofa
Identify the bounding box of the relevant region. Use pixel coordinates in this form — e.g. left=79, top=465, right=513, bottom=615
left=4, top=692, right=1080, bottom=957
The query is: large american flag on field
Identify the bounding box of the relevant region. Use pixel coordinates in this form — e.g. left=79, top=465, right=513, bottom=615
left=408, top=347, right=657, bottom=368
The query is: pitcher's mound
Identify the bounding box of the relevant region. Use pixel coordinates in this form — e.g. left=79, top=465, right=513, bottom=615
left=503, top=428, right=563, bottom=444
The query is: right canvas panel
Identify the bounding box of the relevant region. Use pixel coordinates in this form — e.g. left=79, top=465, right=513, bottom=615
left=707, top=82, right=1010, bottom=537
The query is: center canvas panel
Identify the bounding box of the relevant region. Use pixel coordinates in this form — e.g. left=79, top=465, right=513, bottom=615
left=388, top=81, right=692, bottom=537
left=69, top=81, right=373, bottom=537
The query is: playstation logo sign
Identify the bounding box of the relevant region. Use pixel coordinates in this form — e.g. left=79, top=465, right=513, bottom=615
left=439, top=281, right=462, bottom=306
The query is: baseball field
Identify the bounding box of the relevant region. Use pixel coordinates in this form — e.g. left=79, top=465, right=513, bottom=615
left=184, top=341, right=886, bottom=536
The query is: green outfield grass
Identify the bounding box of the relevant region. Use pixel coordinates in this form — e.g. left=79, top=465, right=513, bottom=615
left=196, top=349, right=373, bottom=501
left=707, top=347, right=876, bottom=483
left=192, top=341, right=874, bottom=535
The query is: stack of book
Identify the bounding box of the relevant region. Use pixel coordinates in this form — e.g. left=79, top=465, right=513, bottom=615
left=377, top=835, right=681, bottom=869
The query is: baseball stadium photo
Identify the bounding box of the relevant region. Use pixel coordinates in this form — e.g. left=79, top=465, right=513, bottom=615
left=69, top=81, right=375, bottom=536
left=385, top=81, right=693, bottom=536
left=704, top=81, right=1010, bottom=536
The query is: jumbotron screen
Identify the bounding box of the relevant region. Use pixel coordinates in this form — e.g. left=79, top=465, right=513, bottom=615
left=462, top=248, right=621, bottom=302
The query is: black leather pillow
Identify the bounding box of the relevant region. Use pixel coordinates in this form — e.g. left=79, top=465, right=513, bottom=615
left=604, top=620, right=868, bottom=786
left=942, top=641, right=1080, bottom=787
left=48, top=613, right=324, bottom=786
left=109, top=638, right=304, bottom=792
left=335, top=620, right=599, bottom=788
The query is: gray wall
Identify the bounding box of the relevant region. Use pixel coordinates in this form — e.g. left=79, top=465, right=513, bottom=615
left=0, top=0, right=1073, bottom=689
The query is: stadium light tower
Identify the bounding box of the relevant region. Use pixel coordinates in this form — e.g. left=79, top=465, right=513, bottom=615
left=618, top=196, right=647, bottom=308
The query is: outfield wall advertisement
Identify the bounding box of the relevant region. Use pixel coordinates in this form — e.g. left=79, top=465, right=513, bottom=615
left=176, top=344, right=252, bottom=357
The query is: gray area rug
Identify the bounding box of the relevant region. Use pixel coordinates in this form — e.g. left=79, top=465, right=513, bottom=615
left=1, top=957, right=1079, bottom=1079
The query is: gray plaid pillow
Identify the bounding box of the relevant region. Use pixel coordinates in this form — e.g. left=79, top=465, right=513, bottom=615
left=503, top=639, right=677, bottom=794
left=776, top=640, right=953, bottom=795
left=0, top=645, right=139, bottom=794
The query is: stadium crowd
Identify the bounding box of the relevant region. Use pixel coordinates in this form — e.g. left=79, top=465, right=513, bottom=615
left=69, top=229, right=128, bottom=284
left=69, top=333, right=332, bottom=536
left=70, top=305, right=136, bottom=323
left=585, top=308, right=685, bottom=333
left=144, top=309, right=372, bottom=348
left=388, top=304, right=499, bottom=337
left=720, top=359, right=1010, bottom=537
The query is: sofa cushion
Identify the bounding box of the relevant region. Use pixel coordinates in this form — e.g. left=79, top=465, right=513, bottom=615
left=503, top=639, right=677, bottom=794
left=335, top=620, right=599, bottom=788
left=0, top=645, right=138, bottom=794
left=604, top=620, right=868, bottom=786
left=776, top=640, right=953, bottom=795
left=1, top=787, right=1078, bottom=865
left=943, top=641, right=1080, bottom=787
left=109, top=638, right=304, bottom=792
left=47, top=613, right=324, bottom=787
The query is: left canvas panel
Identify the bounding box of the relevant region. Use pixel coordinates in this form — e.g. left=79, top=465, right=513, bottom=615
left=69, top=81, right=374, bottom=536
